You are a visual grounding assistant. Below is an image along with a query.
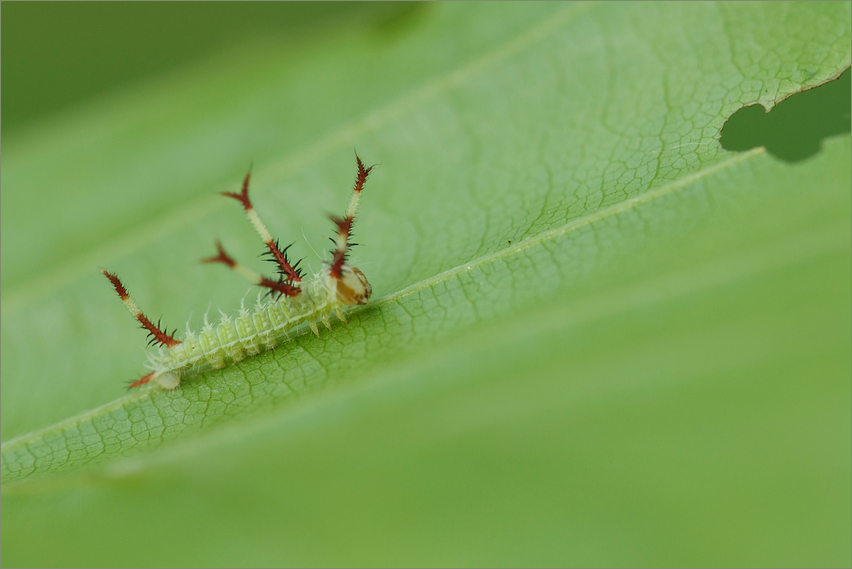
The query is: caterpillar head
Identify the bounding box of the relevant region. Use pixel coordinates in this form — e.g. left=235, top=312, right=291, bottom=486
left=335, top=265, right=372, bottom=305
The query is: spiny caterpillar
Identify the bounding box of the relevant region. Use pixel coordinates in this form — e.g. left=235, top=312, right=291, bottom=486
left=103, top=155, right=373, bottom=390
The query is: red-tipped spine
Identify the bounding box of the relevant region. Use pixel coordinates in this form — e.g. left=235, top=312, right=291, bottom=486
left=202, top=241, right=300, bottom=298
left=128, top=371, right=156, bottom=389
left=258, top=276, right=302, bottom=298
left=329, top=155, right=372, bottom=278
left=352, top=154, right=372, bottom=195
left=200, top=241, right=238, bottom=268
left=102, top=269, right=181, bottom=347
left=223, top=172, right=303, bottom=285
left=221, top=171, right=254, bottom=210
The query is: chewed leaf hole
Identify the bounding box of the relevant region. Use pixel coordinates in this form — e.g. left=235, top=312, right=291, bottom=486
left=720, top=67, right=850, bottom=162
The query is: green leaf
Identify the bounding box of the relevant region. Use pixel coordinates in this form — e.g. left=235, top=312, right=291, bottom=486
left=2, top=3, right=850, bottom=566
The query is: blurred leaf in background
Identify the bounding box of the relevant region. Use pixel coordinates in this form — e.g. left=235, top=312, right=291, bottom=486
left=2, top=2, right=850, bottom=567
left=1, top=2, right=417, bottom=133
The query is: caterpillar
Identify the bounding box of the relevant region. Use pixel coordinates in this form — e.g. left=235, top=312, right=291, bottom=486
left=103, top=155, right=374, bottom=390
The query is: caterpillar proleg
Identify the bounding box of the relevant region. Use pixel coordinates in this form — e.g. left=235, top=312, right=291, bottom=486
left=103, top=155, right=374, bottom=390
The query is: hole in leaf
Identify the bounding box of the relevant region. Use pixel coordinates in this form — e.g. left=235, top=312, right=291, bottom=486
left=720, top=67, right=850, bottom=162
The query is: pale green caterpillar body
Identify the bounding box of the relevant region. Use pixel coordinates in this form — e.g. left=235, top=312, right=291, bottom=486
left=103, top=156, right=373, bottom=390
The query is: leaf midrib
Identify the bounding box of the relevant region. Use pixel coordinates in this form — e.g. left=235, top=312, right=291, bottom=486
left=0, top=145, right=767, bottom=458
left=4, top=164, right=848, bottom=494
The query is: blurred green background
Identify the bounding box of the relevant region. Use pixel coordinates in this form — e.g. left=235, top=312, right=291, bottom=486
left=2, top=3, right=850, bottom=567
left=5, top=1, right=848, bottom=157
left=2, top=2, right=419, bottom=134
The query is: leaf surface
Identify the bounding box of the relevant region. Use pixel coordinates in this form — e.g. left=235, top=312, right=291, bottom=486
left=2, top=3, right=850, bottom=566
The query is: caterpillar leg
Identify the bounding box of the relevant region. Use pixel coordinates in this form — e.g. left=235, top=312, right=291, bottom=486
left=334, top=306, right=347, bottom=323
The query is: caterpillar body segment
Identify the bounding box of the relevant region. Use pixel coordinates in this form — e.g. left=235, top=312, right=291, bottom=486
left=104, top=156, right=374, bottom=390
